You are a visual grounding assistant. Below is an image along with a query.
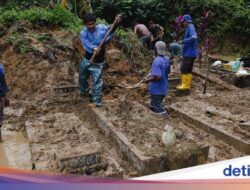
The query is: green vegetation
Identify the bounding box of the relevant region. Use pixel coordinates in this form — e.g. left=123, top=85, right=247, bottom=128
left=56, top=0, right=92, bottom=18
left=0, top=0, right=91, bottom=19
left=0, top=0, right=249, bottom=55
left=35, top=34, right=52, bottom=42
left=0, top=0, right=50, bottom=10
left=5, top=32, right=30, bottom=54
left=92, top=0, right=250, bottom=55
left=0, top=6, right=82, bottom=33
left=92, top=0, right=250, bottom=39
left=115, top=28, right=147, bottom=61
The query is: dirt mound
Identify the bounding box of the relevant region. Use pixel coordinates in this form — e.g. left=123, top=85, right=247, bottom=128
left=0, top=21, right=76, bottom=99
left=0, top=21, right=147, bottom=101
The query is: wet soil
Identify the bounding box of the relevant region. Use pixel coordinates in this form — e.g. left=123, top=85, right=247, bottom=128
left=168, top=114, right=244, bottom=163
left=0, top=129, right=32, bottom=169
left=0, top=21, right=249, bottom=177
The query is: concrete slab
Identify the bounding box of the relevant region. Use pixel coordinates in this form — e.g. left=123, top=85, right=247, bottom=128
left=55, top=143, right=101, bottom=171
left=89, top=101, right=209, bottom=175
left=192, top=67, right=238, bottom=90
left=170, top=101, right=250, bottom=154
left=239, top=121, right=250, bottom=132
left=25, top=112, right=123, bottom=177
left=25, top=112, right=95, bottom=171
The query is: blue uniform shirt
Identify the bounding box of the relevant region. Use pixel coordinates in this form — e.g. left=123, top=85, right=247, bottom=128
left=79, top=24, right=114, bottom=63
left=0, top=64, right=8, bottom=97
left=149, top=56, right=170, bottom=95
left=182, top=24, right=198, bottom=58
left=80, top=24, right=113, bottom=53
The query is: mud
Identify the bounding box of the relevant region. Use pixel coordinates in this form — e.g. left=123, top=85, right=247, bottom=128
left=0, top=129, right=32, bottom=169
left=103, top=101, right=165, bottom=156
left=24, top=111, right=119, bottom=176
left=90, top=102, right=209, bottom=175
left=0, top=21, right=249, bottom=178
left=100, top=99, right=244, bottom=163
left=167, top=114, right=244, bottom=162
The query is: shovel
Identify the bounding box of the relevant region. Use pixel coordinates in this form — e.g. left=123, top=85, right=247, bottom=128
left=125, top=72, right=151, bottom=89
left=203, top=55, right=211, bottom=94
left=89, top=14, right=121, bottom=64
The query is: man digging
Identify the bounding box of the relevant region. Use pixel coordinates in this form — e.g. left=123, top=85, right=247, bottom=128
left=79, top=13, right=122, bottom=107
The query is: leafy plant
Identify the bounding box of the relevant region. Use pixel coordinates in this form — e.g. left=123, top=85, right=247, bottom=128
left=92, top=0, right=168, bottom=27
left=1, top=0, right=51, bottom=10
left=115, top=28, right=148, bottom=61
left=92, top=0, right=250, bottom=54
left=170, top=15, right=183, bottom=42
left=0, top=6, right=82, bottom=33
left=197, top=10, right=215, bottom=59
left=35, top=34, right=52, bottom=42
left=55, top=0, right=92, bottom=18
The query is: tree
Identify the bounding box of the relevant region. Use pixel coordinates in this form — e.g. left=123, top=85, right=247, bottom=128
left=56, top=0, right=92, bottom=18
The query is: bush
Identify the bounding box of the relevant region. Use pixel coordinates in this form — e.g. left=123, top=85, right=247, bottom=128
left=115, top=28, right=149, bottom=62
left=92, top=0, right=250, bottom=53
left=92, top=0, right=168, bottom=27
left=1, top=0, right=51, bottom=10
left=0, top=6, right=82, bottom=33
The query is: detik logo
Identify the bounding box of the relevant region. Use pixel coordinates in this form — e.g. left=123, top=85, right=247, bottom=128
left=223, top=165, right=250, bottom=177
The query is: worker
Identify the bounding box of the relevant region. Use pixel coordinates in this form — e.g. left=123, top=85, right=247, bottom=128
left=0, top=64, right=9, bottom=142
left=79, top=13, right=122, bottom=107
left=143, top=41, right=170, bottom=116
left=134, top=20, right=151, bottom=49
left=176, top=14, right=198, bottom=90
left=148, top=20, right=164, bottom=50
left=169, top=42, right=183, bottom=57
left=169, top=42, right=183, bottom=66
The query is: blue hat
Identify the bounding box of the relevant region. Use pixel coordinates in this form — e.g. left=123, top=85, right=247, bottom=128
left=181, top=14, right=192, bottom=23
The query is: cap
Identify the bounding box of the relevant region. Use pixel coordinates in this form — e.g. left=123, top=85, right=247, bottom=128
left=181, top=14, right=192, bottom=23
left=155, top=41, right=166, bottom=56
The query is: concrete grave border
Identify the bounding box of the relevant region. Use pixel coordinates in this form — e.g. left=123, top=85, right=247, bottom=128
left=89, top=103, right=209, bottom=175
left=170, top=104, right=250, bottom=154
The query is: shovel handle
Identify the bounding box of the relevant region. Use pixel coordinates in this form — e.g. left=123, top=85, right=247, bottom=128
left=203, top=56, right=210, bottom=94
left=125, top=72, right=152, bottom=89
left=89, top=15, right=121, bottom=63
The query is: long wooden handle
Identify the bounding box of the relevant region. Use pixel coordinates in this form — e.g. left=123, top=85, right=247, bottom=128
left=126, top=72, right=151, bottom=89
left=89, top=18, right=119, bottom=63
left=203, top=56, right=210, bottom=94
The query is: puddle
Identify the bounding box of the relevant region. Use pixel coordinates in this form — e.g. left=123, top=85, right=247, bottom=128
left=0, top=129, right=32, bottom=169
left=0, top=143, right=9, bottom=166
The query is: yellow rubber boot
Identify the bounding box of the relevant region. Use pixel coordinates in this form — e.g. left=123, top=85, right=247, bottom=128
left=176, top=74, right=184, bottom=89
left=176, top=74, right=189, bottom=90
left=187, top=74, right=192, bottom=89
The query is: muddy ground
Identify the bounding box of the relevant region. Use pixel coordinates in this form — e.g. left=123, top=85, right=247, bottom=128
left=0, top=22, right=248, bottom=178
